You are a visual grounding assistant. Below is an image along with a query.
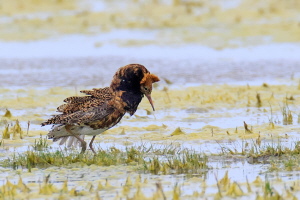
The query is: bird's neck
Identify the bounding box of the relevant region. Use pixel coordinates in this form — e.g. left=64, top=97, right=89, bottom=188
left=120, top=90, right=143, bottom=116
left=110, top=76, right=144, bottom=115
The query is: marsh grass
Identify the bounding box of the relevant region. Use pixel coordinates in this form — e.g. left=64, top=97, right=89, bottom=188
left=256, top=93, right=262, bottom=107
left=32, top=135, right=49, bottom=151
left=217, top=139, right=250, bottom=156
left=1, top=120, right=23, bottom=140
left=2, top=124, right=10, bottom=139
left=281, top=101, right=293, bottom=125
left=146, top=149, right=208, bottom=175
left=248, top=139, right=285, bottom=158
left=3, top=109, right=12, bottom=118
left=217, top=137, right=300, bottom=171
left=1, top=144, right=208, bottom=175
left=243, top=121, right=252, bottom=134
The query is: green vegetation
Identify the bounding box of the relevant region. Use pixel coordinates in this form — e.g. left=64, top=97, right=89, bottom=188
left=217, top=137, right=300, bottom=172
left=1, top=119, right=24, bottom=140
left=281, top=101, right=294, bottom=125
left=146, top=149, right=208, bottom=175
left=3, top=109, right=12, bottom=118
left=32, top=135, right=49, bottom=151
left=1, top=144, right=208, bottom=175
left=2, top=124, right=10, bottom=139
left=1, top=82, right=300, bottom=199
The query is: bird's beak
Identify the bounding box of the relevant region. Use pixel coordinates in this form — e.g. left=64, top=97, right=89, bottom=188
left=145, top=94, right=155, bottom=111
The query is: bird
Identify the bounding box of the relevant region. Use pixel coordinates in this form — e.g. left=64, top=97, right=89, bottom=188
left=41, top=64, right=159, bottom=154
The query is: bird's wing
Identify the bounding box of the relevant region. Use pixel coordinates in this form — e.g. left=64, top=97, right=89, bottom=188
left=56, top=87, right=114, bottom=114
left=80, top=87, right=113, bottom=99
left=42, top=91, right=127, bottom=128
left=43, top=102, right=115, bottom=126
left=61, top=103, right=116, bottom=125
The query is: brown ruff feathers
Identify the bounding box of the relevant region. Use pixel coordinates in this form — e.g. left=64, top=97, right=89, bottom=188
left=140, top=73, right=160, bottom=85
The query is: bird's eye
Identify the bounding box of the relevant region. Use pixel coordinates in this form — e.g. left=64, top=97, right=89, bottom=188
left=144, top=87, right=148, bottom=91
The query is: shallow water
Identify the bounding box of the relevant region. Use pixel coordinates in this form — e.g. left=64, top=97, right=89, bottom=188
left=1, top=0, right=300, bottom=199
left=1, top=69, right=300, bottom=199
left=0, top=56, right=299, bottom=87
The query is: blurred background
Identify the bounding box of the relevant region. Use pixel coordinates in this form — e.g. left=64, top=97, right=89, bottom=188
left=1, top=2, right=300, bottom=199
left=0, top=0, right=300, bottom=87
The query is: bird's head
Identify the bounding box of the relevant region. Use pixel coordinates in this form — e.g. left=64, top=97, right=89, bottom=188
left=111, top=64, right=160, bottom=112
left=140, top=73, right=160, bottom=111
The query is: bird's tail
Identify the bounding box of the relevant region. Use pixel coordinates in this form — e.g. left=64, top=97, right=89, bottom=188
left=48, top=125, right=85, bottom=147
left=56, top=135, right=85, bottom=147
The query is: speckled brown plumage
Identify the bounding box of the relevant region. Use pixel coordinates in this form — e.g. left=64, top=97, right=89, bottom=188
left=50, top=87, right=114, bottom=116
left=42, top=64, right=159, bottom=154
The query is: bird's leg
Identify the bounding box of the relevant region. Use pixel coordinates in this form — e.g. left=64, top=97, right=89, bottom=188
left=65, top=125, right=87, bottom=154
left=89, top=136, right=96, bottom=154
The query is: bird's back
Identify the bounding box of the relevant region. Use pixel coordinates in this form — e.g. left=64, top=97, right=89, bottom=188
left=42, top=87, right=124, bottom=147
left=42, top=87, right=114, bottom=126
left=58, top=87, right=113, bottom=114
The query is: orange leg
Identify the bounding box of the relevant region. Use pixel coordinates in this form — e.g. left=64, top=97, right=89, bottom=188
left=89, top=136, right=97, bottom=154
left=65, top=125, right=87, bottom=154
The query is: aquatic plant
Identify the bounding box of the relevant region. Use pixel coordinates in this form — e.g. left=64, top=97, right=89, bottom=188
left=12, top=120, right=23, bottom=139
left=3, top=109, right=12, bottom=118
left=256, top=93, right=262, bottom=107
left=146, top=149, right=208, bottom=175
left=170, top=127, right=185, bottom=136
left=1, top=144, right=208, bottom=175
left=2, top=124, right=10, bottom=139
left=32, top=135, right=49, bottom=151
left=243, top=121, right=252, bottom=134
left=281, top=101, right=293, bottom=125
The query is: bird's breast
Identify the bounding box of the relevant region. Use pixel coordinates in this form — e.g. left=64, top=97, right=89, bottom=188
left=75, top=126, right=108, bottom=136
